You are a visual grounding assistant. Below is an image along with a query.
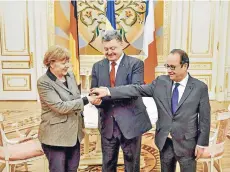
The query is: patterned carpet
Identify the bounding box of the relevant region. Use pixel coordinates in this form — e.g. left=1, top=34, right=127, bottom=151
left=0, top=101, right=229, bottom=172
left=78, top=131, right=160, bottom=172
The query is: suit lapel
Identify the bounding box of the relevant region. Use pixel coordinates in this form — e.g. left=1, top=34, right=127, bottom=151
left=164, top=79, right=173, bottom=116
left=55, top=79, right=71, bottom=93
left=101, top=59, right=111, bottom=87
left=115, top=55, right=127, bottom=86
left=66, top=74, right=76, bottom=96
left=175, top=76, right=194, bottom=112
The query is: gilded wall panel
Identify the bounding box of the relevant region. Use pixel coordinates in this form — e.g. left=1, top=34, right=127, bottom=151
left=0, top=1, right=30, bottom=56
left=2, top=74, right=31, bottom=91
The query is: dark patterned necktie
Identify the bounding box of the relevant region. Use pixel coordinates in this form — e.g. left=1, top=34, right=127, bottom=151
left=171, top=83, right=180, bottom=114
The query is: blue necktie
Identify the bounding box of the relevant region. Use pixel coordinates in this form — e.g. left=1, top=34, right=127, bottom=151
left=171, top=83, right=180, bottom=114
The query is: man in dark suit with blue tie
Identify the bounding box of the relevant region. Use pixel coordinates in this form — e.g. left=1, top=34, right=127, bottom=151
left=91, top=49, right=211, bottom=172
left=90, top=30, right=152, bottom=172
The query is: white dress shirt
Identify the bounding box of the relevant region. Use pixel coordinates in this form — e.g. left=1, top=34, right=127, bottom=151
left=172, top=73, right=189, bottom=103
left=109, top=53, right=124, bottom=77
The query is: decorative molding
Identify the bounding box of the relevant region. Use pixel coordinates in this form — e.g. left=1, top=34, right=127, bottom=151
left=155, top=73, right=212, bottom=92
left=2, top=74, right=31, bottom=91
left=193, top=74, right=212, bottom=91
left=2, top=61, right=30, bottom=69
left=225, top=72, right=228, bottom=89
left=157, top=55, right=164, bottom=62
left=163, top=1, right=172, bottom=57
left=189, top=62, right=212, bottom=70
left=187, top=1, right=215, bottom=58
left=47, top=0, right=55, bottom=47
left=80, top=55, right=104, bottom=76
left=155, top=62, right=212, bottom=72
left=0, top=1, right=30, bottom=56
left=155, top=72, right=166, bottom=78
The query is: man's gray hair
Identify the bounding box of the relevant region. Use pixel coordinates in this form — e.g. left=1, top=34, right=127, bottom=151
left=102, top=30, right=122, bottom=42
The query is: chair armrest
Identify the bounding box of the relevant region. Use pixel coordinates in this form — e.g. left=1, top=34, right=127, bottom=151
left=1, top=128, right=38, bottom=145
left=3, top=135, right=38, bottom=145
left=10, top=122, right=27, bottom=138
left=209, top=128, right=218, bottom=144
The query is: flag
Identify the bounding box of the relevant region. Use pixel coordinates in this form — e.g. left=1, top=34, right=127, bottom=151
left=54, top=1, right=69, bottom=48
left=70, top=1, right=80, bottom=85
left=143, top=0, right=157, bottom=83
left=106, top=0, right=116, bottom=30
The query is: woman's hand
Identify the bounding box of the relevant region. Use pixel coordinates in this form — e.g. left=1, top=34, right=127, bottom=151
left=87, top=96, right=102, bottom=105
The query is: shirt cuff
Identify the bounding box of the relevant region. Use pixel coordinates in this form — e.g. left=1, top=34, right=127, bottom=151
left=196, top=145, right=206, bottom=148
left=82, top=97, right=89, bottom=105
left=106, top=87, right=111, bottom=96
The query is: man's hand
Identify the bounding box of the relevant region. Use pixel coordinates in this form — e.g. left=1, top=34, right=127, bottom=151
left=195, top=145, right=205, bottom=160
left=91, top=98, right=102, bottom=105
left=87, top=95, right=102, bottom=105
left=90, top=87, right=109, bottom=98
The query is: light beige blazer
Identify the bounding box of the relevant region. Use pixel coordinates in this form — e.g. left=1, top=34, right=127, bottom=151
left=37, top=71, right=84, bottom=147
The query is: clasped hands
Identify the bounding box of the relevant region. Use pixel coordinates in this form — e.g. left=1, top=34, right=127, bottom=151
left=87, top=87, right=110, bottom=105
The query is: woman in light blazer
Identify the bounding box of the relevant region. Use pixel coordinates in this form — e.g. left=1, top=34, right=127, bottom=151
left=37, top=45, right=96, bottom=172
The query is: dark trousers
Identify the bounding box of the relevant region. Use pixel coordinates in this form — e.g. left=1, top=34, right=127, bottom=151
left=101, top=134, right=142, bottom=172
left=160, top=138, right=196, bottom=172
left=41, top=140, right=80, bottom=172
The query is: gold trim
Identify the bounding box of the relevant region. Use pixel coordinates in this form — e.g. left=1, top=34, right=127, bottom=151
left=2, top=74, right=31, bottom=91
left=192, top=74, right=212, bottom=91
left=1, top=61, right=30, bottom=69
left=189, top=62, right=212, bottom=70
left=1, top=1, right=30, bottom=56
left=186, top=1, right=191, bottom=53
left=47, top=0, right=55, bottom=47
left=155, top=72, right=166, bottom=77
left=217, top=41, right=219, bottom=51
left=219, top=86, right=223, bottom=92
left=225, top=72, right=228, bottom=89
left=157, top=55, right=164, bottom=62
left=163, top=1, right=172, bottom=57
left=187, top=1, right=216, bottom=58
left=29, top=52, right=33, bottom=68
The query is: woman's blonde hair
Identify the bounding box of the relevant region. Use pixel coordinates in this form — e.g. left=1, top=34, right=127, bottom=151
left=43, top=45, right=71, bottom=67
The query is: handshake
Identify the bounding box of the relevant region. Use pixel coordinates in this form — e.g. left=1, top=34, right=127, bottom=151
left=86, top=87, right=110, bottom=105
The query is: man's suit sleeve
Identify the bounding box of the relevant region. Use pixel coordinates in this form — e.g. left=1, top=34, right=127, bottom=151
left=109, top=79, right=157, bottom=98
left=131, top=60, right=144, bottom=85
left=197, top=84, right=211, bottom=146
left=90, top=63, right=110, bottom=108
left=91, top=63, right=98, bottom=88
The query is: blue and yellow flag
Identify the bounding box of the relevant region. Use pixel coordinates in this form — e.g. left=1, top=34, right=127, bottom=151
left=106, top=0, right=116, bottom=30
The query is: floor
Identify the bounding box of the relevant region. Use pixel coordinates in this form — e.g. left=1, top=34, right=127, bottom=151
left=0, top=100, right=229, bottom=172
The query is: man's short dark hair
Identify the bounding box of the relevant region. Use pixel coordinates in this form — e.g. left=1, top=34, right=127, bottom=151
left=102, top=30, right=122, bottom=42
left=170, top=49, right=189, bottom=68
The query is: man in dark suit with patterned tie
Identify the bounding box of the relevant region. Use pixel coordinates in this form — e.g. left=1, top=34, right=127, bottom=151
left=91, top=49, right=211, bottom=172
left=90, top=30, right=152, bottom=172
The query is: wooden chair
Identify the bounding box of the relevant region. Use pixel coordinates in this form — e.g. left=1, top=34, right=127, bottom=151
left=0, top=112, right=46, bottom=172
left=197, top=109, right=230, bottom=172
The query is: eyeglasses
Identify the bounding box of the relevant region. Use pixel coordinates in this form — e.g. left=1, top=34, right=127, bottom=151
left=164, top=64, right=182, bottom=70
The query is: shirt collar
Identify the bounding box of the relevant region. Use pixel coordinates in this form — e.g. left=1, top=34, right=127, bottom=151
left=46, top=68, right=69, bottom=81
left=174, top=73, right=189, bottom=87
left=109, top=53, right=124, bottom=67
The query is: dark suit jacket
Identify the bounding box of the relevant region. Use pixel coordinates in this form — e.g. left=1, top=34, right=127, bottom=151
left=109, top=75, right=211, bottom=157
left=91, top=55, right=152, bottom=139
